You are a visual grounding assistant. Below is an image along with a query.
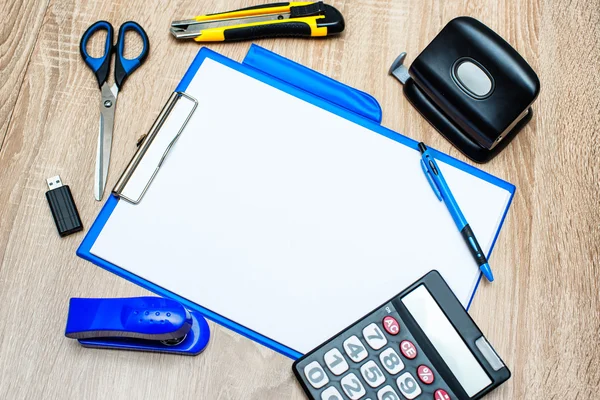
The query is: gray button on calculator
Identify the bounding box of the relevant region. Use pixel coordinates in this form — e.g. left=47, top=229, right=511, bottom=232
left=360, top=360, right=386, bottom=388
left=304, top=361, right=329, bottom=389
left=377, top=385, right=400, bottom=400
left=340, top=373, right=366, bottom=399
left=343, top=335, right=368, bottom=363
left=362, top=323, right=387, bottom=350
left=323, top=348, right=349, bottom=376
left=379, top=347, right=404, bottom=375
left=320, top=386, right=343, bottom=400
left=396, top=371, right=422, bottom=399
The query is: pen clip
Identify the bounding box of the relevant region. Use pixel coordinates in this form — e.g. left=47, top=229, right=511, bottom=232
left=421, top=159, right=442, bottom=201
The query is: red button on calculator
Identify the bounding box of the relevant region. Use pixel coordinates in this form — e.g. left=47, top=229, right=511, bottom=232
left=434, top=389, right=451, bottom=400
left=400, top=340, right=417, bottom=359
left=382, top=316, right=400, bottom=335
left=417, top=365, right=434, bottom=384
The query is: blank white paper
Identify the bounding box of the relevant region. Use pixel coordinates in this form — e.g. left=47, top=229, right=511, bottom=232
left=91, top=58, right=512, bottom=354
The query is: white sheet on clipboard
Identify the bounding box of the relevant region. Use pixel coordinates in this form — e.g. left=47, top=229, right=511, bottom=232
left=90, top=58, right=511, bottom=354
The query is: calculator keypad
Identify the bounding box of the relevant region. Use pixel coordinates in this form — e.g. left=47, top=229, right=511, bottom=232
left=325, top=348, right=350, bottom=376
left=340, top=373, right=367, bottom=399
left=417, top=365, right=435, bottom=385
left=343, top=336, right=369, bottom=363
left=362, top=324, right=388, bottom=350
left=382, top=316, right=400, bottom=336
left=399, top=340, right=418, bottom=360
left=434, top=389, right=451, bottom=400
left=321, top=386, right=343, bottom=400
left=378, top=347, right=404, bottom=375
left=360, top=360, right=386, bottom=388
left=376, top=385, right=400, bottom=400
left=304, top=361, right=329, bottom=389
left=294, top=302, right=456, bottom=400
left=396, top=372, right=422, bottom=399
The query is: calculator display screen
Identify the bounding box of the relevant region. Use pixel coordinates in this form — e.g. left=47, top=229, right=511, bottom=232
left=402, top=285, right=492, bottom=397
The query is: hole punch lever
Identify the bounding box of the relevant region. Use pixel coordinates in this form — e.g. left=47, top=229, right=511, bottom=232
left=389, top=52, right=410, bottom=85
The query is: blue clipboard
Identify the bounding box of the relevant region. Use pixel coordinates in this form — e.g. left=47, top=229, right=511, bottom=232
left=77, top=45, right=515, bottom=360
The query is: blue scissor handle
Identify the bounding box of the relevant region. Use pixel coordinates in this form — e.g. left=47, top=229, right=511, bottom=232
left=114, top=21, right=149, bottom=89
left=80, top=20, right=114, bottom=88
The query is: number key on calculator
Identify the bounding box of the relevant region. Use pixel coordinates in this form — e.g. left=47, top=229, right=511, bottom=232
left=292, top=271, right=511, bottom=400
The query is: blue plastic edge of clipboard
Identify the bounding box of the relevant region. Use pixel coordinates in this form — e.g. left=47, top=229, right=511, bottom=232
left=76, top=45, right=516, bottom=361
left=241, top=44, right=383, bottom=123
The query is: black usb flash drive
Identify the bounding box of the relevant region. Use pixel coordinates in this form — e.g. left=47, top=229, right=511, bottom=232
left=45, top=176, right=83, bottom=237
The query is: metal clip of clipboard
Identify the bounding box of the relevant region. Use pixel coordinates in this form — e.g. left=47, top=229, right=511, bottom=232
left=112, top=91, right=198, bottom=204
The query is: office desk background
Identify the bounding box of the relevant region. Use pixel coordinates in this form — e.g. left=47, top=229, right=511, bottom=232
left=0, top=0, right=598, bottom=399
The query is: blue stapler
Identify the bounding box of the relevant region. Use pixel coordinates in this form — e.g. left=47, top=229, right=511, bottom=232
left=65, top=297, right=210, bottom=355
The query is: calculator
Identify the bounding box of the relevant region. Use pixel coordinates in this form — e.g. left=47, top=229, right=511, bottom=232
left=293, top=271, right=510, bottom=400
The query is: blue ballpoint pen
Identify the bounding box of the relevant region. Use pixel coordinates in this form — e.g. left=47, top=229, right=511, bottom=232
left=418, top=142, right=495, bottom=282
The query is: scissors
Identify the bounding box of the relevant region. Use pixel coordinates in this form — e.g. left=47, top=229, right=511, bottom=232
left=80, top=21, right=149, bottom=201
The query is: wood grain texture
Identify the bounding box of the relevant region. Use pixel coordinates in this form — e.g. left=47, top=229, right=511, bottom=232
left=0, top=0, right=598, bottom=399
left=0, top=0, right=50, bottom=149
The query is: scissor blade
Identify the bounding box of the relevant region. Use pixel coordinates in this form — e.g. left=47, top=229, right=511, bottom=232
left=95, top=83, right=118, bottom=201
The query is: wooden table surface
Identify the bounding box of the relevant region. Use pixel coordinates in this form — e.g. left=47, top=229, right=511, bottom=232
left=1, top=0, right=599, bottom=399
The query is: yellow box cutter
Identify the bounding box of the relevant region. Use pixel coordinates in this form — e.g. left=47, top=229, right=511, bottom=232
left=170, top=2, right=344, bottom=42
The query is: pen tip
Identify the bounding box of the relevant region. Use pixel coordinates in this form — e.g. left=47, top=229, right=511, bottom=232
left=481, top=263, right=494, bottom=282
left=418, top=142, right=427, bottom=154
